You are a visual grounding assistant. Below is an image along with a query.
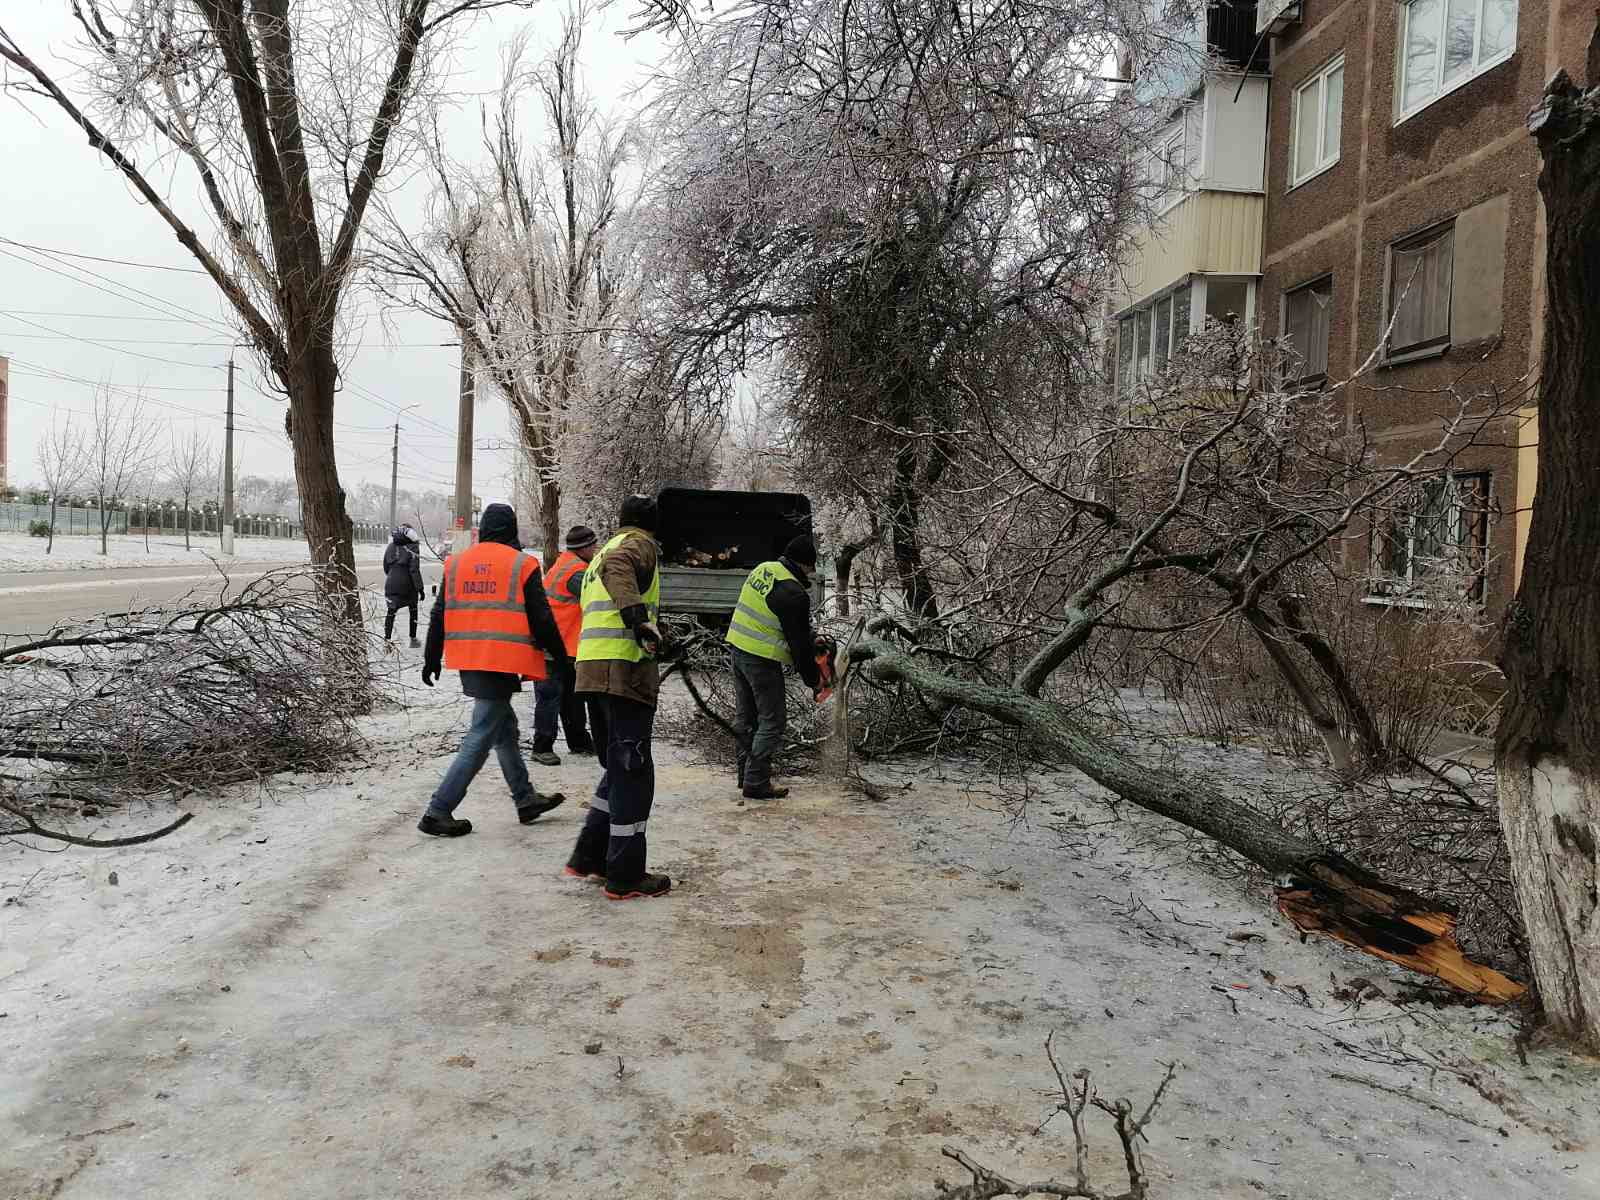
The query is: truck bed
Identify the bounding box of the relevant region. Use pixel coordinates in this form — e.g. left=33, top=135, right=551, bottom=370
left=660, top=566, right=823, bottom=616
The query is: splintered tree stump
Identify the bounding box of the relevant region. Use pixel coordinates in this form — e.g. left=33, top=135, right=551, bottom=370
left=1275, top=860, right=1524, bottom=1002
left=851, top=638, right=1525, bottom=1001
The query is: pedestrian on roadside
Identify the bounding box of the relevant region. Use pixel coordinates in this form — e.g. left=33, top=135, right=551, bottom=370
left=416, top=503, right=575, bottom=837
left=383, top=524, right=425, bottom=647
left=530, top=525, right=602, bottom=766
left=725, top=535, right=824, bottom=800
left=563, top=494, right=671, bottom=900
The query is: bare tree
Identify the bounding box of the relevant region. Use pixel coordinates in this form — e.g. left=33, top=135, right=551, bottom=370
left=35, top=414, right=85, bottom=555
left=1496, top=38, right=1600, bottom=1051
left=169, top=426, right=217, bottom=551
left=0, top=1, right=538, bottom=618
left=373, top=7, right=639, bottom=560
left=85, top=385, right=159, bottom=556
left=642, top=0, right=1199, bottom=618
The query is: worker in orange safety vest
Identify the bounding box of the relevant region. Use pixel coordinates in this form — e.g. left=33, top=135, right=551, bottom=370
left=416, top=503, right=575, bottom=837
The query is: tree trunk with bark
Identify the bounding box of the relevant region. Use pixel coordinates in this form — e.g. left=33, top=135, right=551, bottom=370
left=852, top=636, right=1524, bottom=1000
left=286, top=351, right=359, bottom=621
left=1495, top=59, right=1600, bottom=1050
left=539, top=475, right=563, bottom=566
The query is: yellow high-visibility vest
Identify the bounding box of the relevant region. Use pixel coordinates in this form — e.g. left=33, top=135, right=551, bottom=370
left=576, top=530, right=660, bottom=664
left=725, top=560, right=795, bottom=665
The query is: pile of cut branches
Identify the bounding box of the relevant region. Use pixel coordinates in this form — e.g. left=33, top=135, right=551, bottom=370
left=0, top=565, right=376, bottom=826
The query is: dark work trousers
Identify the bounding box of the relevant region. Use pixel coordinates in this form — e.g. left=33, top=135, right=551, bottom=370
left=730, top=646, right=787, bottom=790
left=569, top=696, right=652, bottom=885
left=384, top=597, right=418, bottom=640
left=532, top=671, right=595, bottom=752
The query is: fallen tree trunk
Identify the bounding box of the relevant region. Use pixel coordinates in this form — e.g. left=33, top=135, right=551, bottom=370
left=849, top=637, right=1524, bottom=1001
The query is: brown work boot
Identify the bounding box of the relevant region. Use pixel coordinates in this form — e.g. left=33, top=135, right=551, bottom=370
left=742, top=782, right=789, bottom=800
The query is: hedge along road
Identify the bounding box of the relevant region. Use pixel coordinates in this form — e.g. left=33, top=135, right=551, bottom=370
left=0, top=561, right=402, bottom=638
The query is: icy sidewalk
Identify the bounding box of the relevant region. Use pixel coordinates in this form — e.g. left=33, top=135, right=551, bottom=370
left=0, top=683, right=1594, bottom=1199
left=0, top=531, right=318, bottom=573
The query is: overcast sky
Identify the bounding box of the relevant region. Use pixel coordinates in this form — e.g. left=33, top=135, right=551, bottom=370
left=0, top=3, right=664, bottom=512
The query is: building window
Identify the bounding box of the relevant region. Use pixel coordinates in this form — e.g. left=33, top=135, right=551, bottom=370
left=1371, top=471, right=1492, bottom=603
left=1387, top=222, right=1454, bottom=358
left=1114, top=282, right=1192, bottom=395
left=1283, top=276, right=1332, bottom=383
left=1291, top=57, right=1344, bottom=186
left=1398, top=0, right=1518, bottom=119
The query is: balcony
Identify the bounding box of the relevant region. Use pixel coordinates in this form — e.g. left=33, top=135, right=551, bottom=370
left=1209, top=0, right=1271, bottom=72
left=1109, top=190, right=1265, bottom=314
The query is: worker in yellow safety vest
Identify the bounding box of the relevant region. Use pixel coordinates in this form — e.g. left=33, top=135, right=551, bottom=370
left=725, top=536, right=824, bottom=800
left=562, top=495, right=672, bottom=900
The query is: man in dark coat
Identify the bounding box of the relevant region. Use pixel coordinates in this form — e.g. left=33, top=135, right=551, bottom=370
left=382, top=525, right=426, bottom=646
left=417, top=504, right=576, bottom=837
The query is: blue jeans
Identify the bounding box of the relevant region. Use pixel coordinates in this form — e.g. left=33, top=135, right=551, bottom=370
left=426, top=698, right=536, bottom=817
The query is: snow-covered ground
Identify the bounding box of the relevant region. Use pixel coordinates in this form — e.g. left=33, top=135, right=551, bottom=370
left=1, top=659, right=1595, bottom=1199
left=0, top=532, right=327, bottom=573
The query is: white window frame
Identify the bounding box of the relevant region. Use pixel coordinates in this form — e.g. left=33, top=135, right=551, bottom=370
left=1114, top=281, right=1193, bottom=397
left=1113, top=277, right=1258, bottom=396
left=1290, top=56, right=1344, bottom=188
left=1395, top=0, right=1518, bottom=124
left=1157, top=130, right=1187, bottom=214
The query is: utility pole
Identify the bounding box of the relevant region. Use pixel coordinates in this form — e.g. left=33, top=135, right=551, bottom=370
left=452, top=337, right=475, bottom=553
left=221, top=356, right=235, bottom=555
left=388, top=419, right=400, bottom=529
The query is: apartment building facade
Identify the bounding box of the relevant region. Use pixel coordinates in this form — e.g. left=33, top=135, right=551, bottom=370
left=1259, top=0, right=1594, bottom=608
left=1109, top=0, right=1594, bottom=612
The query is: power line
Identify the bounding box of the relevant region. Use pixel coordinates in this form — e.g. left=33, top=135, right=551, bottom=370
left=2, top=310, right=228, bottom=370
left=10, top=359, right=232, bottom=393
left=0, top=330, right=233, bottom=347
left=0, top=244, right=237, bottom=334
left=0, top=237, right=211, bottom=275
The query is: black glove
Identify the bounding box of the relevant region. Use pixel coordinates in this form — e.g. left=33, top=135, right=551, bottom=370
left=421, top=661, right=440, bottom=688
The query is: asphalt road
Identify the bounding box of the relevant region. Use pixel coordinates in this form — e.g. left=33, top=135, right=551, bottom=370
left=0, top=561, right=404, bottom=639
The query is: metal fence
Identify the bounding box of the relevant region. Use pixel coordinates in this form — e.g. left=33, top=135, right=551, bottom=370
left=0, top=501, right=387, bottom=543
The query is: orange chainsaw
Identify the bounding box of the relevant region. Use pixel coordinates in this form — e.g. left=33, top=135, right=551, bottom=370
left=813, top=635, right=839, bottom=703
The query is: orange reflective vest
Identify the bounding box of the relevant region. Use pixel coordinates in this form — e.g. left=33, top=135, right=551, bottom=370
left=441, top=541, right=545, bottom=679
left=543, top=550, right=586, bottom=657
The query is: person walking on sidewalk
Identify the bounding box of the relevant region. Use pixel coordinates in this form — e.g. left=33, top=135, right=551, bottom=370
left=416, top=503, right=575, bottom=837
left=725, top=535, right=824, bottom=800
left=530, top=525, right=601, bottom=766
left=563, top=495, right=672, bottom=900
left=383, top=525, right=426, bottom=647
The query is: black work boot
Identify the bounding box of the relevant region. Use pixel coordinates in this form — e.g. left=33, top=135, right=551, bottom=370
left=604, top=873, right=672, bottom=901
left=563, top=854, right=606, bottom=880
left=529, top=747, right=561, bottom=767
left=743, top=782, right=790, bottom=800
left=517, top=794, right=566, bottom=824
left=418, top=813, right=472, bottom=837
